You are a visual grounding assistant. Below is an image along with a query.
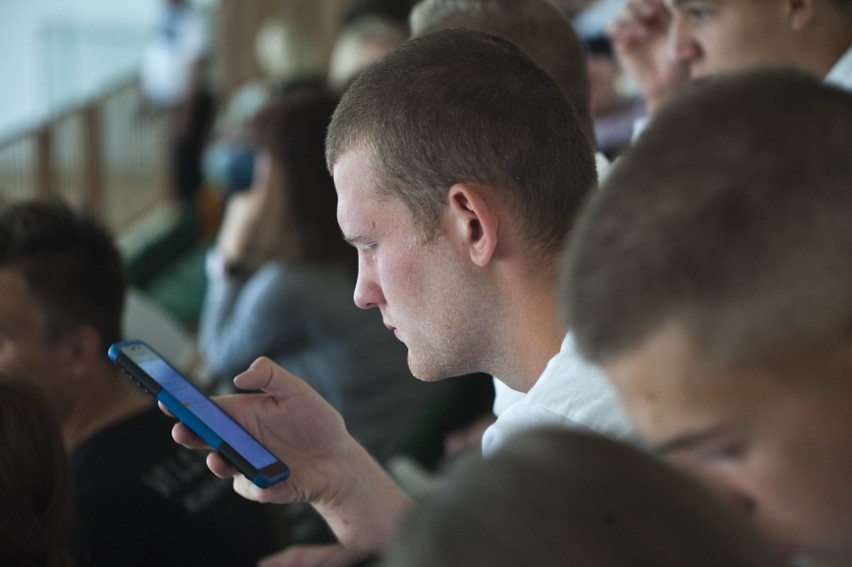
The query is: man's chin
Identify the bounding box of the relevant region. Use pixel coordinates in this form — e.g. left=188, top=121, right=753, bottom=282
left=408, top=366, right=447, bottom=383
left=690, top=70, right=714, bottom=83
left=407, top=355, right=451, bottom=383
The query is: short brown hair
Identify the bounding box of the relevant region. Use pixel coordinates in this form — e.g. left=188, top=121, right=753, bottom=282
left=563, top=70, right=852, bottom=367
left=326, top=28, right=596, bottom=259
left=409, top=0, right=595, bottom=145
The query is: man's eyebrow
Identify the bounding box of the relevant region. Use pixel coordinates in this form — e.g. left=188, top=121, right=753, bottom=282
left=342, top=233, right=368, bottom=247
left=652, top=426, right=732, bottom=456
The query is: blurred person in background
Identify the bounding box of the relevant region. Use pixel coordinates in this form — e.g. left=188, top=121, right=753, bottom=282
left=608, top=0, right=852, bottom=131
left=583, top=34, right=645, bottom=159
left=0, top=200, right=281, bottom=566
left=573, top=0, right=644, bottom=159
left=328, top=13, right=408, bottom=92
left=204, top=16, right=328, bottom=199
left=0, top=378, right=78, bottom=567
left=140, top=0, right=215, bottom=206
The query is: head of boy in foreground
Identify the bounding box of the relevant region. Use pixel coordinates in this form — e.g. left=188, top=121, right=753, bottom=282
left=563, top=69, right=852, bottom=566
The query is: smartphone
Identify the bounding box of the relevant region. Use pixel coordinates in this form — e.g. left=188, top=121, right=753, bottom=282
left=108, top=340, right=290, bottom=488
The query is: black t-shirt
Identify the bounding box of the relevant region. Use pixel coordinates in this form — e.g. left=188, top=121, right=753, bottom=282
left=71, top=406, right=283, bottom=566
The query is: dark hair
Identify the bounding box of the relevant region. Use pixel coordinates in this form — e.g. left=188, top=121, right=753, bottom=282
left=831, top=0, right=852, bottom=14
left=0, top=200, right=126, bottom=347
left=384, top=428, right=783, bottom=566
left=563, top=70, right=852, bottom=367
left=410, top=0, right=595, bottom=145
left=0, top=378, right=76, bottom=567
left=252, top=89, right=351, bottom=264
left=326, top=28, right=596, bottom=259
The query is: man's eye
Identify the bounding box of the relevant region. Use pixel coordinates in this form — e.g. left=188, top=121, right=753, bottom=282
left=686, top=7, right=712, bottom=23
left=706, top=440, right=746, bottom=462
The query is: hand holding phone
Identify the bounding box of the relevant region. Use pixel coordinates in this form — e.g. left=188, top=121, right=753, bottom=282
left=109, top=340, right=290, bottom=488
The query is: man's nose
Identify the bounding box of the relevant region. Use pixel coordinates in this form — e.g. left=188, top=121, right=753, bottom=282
left=353, top=259, right=384, bottom=309
left=666, top=17, right=701, bottom=65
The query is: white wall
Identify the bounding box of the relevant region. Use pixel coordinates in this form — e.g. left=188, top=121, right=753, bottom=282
left=0, top=0, right=162, bottom=138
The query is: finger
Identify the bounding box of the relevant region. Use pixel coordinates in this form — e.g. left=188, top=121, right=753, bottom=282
left=611, top=4, right=650, bottom=40
left=172, top=421, right=209, bottom=449
left=158, top=400, right=174, bottom=418
left=232, top=474, right=284, bottom=505
left=206, top=451, right=238, bottom=479
left=635, top=0, right=659, bottom=18
left=609, top=19, right=646, bottom=48
left=640, top=0, right=672, bottom=26
left=624, top=0, right=646, bottom=23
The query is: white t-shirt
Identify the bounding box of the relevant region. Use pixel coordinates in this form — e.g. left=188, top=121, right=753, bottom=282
left=825, top=45, right=852, bottom=92
left=482, top=333, right=633, bottom=456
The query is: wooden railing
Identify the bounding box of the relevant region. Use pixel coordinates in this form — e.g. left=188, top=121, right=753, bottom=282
left=0, top=74, right=171, bottom=231
left=0, top=0, right=348, bottom=231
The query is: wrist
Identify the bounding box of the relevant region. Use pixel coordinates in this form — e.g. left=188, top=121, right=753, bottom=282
left=207, top=248, right=251, bottom=281
left=314, top=439, right=414, bottom=552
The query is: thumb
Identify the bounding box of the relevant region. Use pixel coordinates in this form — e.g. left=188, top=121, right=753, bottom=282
left=233, top=357, right=302, bottom=397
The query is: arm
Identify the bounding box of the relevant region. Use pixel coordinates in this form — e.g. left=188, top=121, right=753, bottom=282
left=199, top=153, right=297, bottom=377
left=608, top=0, right=690, bottom=117
left=198, top=259, right=302, bottom=379
left=171, top=357, right=414, bottom=553
left=215, top=152, right=285, bottom=272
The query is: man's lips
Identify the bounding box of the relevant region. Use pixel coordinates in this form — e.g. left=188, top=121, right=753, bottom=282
left=384, top=322, right=401, bottom=340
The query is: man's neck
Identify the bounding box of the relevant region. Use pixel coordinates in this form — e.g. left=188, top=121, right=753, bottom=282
left=800, top=15, right=852, bottom=78
left=62, top=365, right=152, bottom=453
left=490, top=269, right=565, bottom=393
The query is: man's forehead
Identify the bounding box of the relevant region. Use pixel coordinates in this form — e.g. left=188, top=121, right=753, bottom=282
left=603, top=324, right=730, bottom=424
left=0, top=266, right=34, bottom=301
left=0, top=267, right=49, bottom=331
left=334, top=145, right=381, bottom=192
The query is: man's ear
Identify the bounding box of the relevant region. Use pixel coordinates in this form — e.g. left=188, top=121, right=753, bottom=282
left=447, top=183, right=499, bottom=267
left=787, top=0, right=817, bottom=31
left=61, top=325, right=104, bottom=385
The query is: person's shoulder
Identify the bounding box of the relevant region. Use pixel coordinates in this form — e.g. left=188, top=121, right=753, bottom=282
left=524, top=334, right=608, bottom=397
left=71, top=407, right=165, bottom=467
left=497, top=334, right=634, bottom=439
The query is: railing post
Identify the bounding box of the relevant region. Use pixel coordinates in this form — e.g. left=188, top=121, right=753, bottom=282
left=34, top=125, right=54, bottom=198
left=80, top=103, right=102, bottom=213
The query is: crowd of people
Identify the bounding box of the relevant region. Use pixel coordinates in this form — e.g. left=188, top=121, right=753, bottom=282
left=1, top=0, right=851, bottom=565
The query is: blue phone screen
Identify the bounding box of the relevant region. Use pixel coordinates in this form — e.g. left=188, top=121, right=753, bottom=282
left=137, top=356, right=278, bottom=470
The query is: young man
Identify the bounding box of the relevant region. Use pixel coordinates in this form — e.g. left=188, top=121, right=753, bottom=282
left=408, top=0, right=631, bottom=447
left=0, top=201, right=280, bottom=565
left=609, top=0, right=852, bottom=119
left=562, top=71, right=852, bottom=567
left=174, top=28, right=628, bottom=558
